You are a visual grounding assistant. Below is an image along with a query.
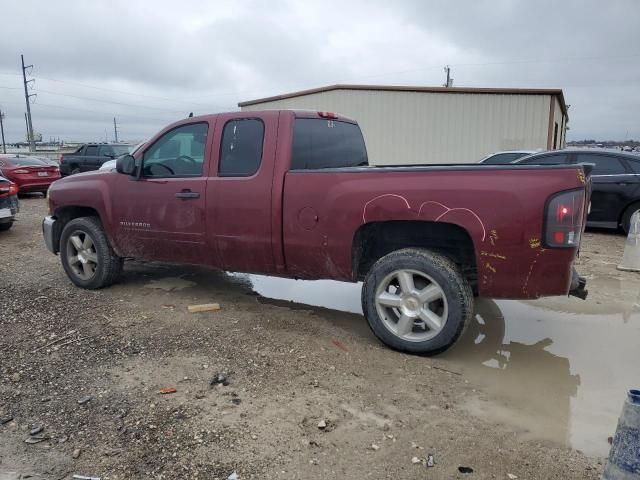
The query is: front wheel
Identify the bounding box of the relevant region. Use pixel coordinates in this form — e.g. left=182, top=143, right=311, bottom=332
left=362, top=249, right=473, bottom=355
left=60, top=216, right=123, bottom=289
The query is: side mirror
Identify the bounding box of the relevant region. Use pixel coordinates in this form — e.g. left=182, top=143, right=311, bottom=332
left=116, top=154, right=136, bottom=176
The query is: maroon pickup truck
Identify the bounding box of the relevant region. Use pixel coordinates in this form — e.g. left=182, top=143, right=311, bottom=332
left=43, top=110, right=590, bottom=354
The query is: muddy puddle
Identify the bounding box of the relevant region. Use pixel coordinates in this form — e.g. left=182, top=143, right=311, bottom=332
left=234, top=272, right=640, bottom=458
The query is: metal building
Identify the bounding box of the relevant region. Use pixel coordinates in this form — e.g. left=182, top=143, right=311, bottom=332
left=238, top=84, right=568, bottom=165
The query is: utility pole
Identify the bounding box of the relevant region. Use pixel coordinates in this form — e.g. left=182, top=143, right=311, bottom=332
left=21, top=54, right=36, bottom=152
left=113, top=117, right=119, bottom=142
left=24, top=113, right=29, bottom=146
left=0, top=109, right=6, bottom=154
left=443, top=65, right=453, bottom=88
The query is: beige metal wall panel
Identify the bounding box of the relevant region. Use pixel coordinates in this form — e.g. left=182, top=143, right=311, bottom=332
left=241, top=90, right=553, bottom=165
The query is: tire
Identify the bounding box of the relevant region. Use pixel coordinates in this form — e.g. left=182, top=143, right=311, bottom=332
left=622, top=202, right=640, bottom=234
left=70, top=166, right=80, bottom=175
left=42, top=190, right=47, bottom=198
left=0, top=221, right=13, bottom=231
left=60, top=216, right=123, bottom=289
left=362, top=248, right=473, bottom=355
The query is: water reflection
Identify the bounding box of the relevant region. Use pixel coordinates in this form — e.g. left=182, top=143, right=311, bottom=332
left=442, top=299, right=580, bottom=448
left=235, top=273, right=639, bottom=458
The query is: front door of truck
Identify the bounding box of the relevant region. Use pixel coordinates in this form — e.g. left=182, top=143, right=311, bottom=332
left=206, top=112, right=279, bottom=274
left=112, top=121, right=212, bottom=264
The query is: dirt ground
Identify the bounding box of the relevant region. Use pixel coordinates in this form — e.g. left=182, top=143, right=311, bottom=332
left=0, top=197, right=634, bottom=480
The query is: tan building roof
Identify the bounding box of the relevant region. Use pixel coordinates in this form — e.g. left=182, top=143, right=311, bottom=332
left=238, top=84, right=568, bottom=116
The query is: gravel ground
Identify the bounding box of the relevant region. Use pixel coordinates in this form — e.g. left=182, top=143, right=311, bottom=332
left=0, top=197, right=608, bottom=479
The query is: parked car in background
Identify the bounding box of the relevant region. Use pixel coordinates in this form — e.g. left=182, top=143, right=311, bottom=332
left=515, top=149, right=640, bottom=232
left=44, top=110, right=590, bottom=355
left=0, top=155, right=60, bottom=196
left=478, top=150, right=537, bottom=164
left=0, top=175, right=19, bottom=231
left=59, top=143, right=134, bottom=175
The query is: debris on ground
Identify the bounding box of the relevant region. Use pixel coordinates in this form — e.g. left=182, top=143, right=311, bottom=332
left=24, top=435, right=48, bottom=444
left=459, top=466, right=474, bottom=474
left=187, top=303, right=221, bottom=313
left=370, top=443, right=380, bottom=451
left=29, top=425, right=43, bottom=436
left=72, top=475, right=101, bottom=480
left=332, top=339, right=348, bottom=352
left=210, top=372, right=230, bottom=387
left=427, top=454, right=435, bottom=467
left=227, top=471, right=239, bottom=480
left=73, top=448, right=82, bottom=459
left=159, top=387, right=177, bottom=394
left=231, top=398, right=242, bottom=405
left=1, top=415, right=14, bottom=424
left=411, top=457, right=422, bottom=464
left=507, top=474, right=518, bottom=479
left=77, top=395, right=92, bottom=405
left=317, top=420, right=327, bottom=429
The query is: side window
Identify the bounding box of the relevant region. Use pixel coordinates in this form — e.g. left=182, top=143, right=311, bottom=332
left=219, top=119, right=264, bottom=177
left=576, top=154, right=626, bottom=175
left=142, top=123, right=208, bottom=178
left=99, top=146, right=114, bottom=157
left=292, top=119, right=368, bottom=169
left=519, top=153, right=569, bottom=165
left=85, top=146, right=98, bottom=156
left=626, top=159, right=640, bottom=174
left=484, top=152, right=527, bottom=164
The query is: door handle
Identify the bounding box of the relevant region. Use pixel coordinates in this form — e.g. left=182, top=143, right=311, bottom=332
left=175, top=190, right=200, bottom=199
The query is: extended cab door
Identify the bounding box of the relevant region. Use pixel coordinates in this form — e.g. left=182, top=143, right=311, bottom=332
left=206, top=111, right=279, bottom=274
left=111, top=120, right=213, bottom=264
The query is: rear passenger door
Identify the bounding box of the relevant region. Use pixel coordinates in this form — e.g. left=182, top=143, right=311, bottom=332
left=82, top=145, right=100, bottom=171
left=207, top=112, right=279, bottom=274
left=576, top=153, right=631, bottom=226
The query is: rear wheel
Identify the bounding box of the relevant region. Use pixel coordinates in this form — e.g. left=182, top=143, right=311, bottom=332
left=60, top=216, right=123, bottom=289
left=0, top=221, right=13, bottom=232
left=622, top=202, right=640, bottom=234
left=362, top=248, right=473, bottom=355
left=70, top=165, right=80, bottom=175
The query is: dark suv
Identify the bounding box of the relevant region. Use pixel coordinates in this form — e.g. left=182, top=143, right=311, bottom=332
left=516, top=149, right=640, bottom=232
left=59, top=143, right=133, bottom=176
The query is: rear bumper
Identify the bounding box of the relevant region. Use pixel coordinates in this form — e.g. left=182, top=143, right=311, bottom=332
left=17, top=180, right=58, bottom=192
left=43, top=215, right=58, bottom=254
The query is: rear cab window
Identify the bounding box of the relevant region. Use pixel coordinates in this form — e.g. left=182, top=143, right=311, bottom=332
left=291, top=118, right=368, bottom=170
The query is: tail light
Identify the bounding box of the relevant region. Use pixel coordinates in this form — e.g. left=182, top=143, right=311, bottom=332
left=0, top=183, right=18, bottom=197
left=318, top=111, right=338, bottom=119
left=544, top=189, right=586, bottom=248
left=59, top=154, right=65, bottom=162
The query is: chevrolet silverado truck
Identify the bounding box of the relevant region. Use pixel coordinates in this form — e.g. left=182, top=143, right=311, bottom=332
left=43, top=110, right=590, bottom=354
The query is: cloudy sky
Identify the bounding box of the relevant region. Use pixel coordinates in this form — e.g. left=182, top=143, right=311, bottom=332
left=0, top=0, right=638, bottom=143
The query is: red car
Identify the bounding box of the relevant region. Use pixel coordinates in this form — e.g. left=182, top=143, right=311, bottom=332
left=0, top=155, right=61, bottom=196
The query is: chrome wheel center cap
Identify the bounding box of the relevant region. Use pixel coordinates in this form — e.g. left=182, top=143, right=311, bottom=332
left=402, top=296, right=421, bottom=316
left=78, top=252, right=87, bottom=264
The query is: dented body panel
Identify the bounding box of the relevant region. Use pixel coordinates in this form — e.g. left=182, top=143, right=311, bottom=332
left=46, top=110, right=589, bottom=300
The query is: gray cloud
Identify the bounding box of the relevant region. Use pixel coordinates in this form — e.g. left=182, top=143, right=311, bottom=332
left=0, top=0, right=637, bottom=142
